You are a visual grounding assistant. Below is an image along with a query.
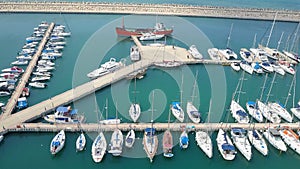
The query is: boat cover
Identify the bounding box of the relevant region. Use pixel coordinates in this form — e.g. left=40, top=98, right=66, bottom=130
left=231, top=128, right=246, bottom=134
left=181, top=136, right=189, bottom=145
left=145, top=128, right=156, bottom=136
left=252, top=130, right=259, bottom=139
left=56, top=106, right=69, bottom=113
left=236, top=110, right=247, bottom=117
left=247, top=101, right=256, bottom=106
left=70, top=109, right=78, bottom=115
left=222, top=144, right=235, bottom=151
left=172, top=102, right=181, bottom=110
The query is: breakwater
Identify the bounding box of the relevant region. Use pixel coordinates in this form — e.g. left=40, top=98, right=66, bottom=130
left=0, top=2, right=299, bottom=22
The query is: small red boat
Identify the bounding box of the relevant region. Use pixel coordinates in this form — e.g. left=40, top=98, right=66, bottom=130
left=116, top=18, right=173, bottom=37
left=22, top=87, right=30, bottom=97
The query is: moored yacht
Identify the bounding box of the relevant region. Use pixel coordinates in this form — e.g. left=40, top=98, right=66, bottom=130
left=240, top=61, right=253, bottom=74
left=230, top=62, right=240, bottom=71
left=246, top=101, right=264, bottom=123
left=28, top=82, right=47, bottom=88
left=250, top=48, right=269, bottom=62
left=257, top=100, right=281, bottom=123
left=188, top=45, right=203, bottom=59
left=87, top=58, right=124, bottom=79
left=268, top=102, right=293, bottom=122
left=11, top=59, right=28, bottom=66
left=44, top=106, right=85, bottom=124
left=129, top=103, right=141, bottom=123
left=171, top=102, right=184, bottom=123
left=251, top=62, right=264, bottom=74
left=186, top=102, right=201, bottom=123
left=260, top=62, right=274, bottom=73
left=216, top=129, right=236, bottom=161
left=91, top=132, right=107, bottom=163
left=139, top=32, right=165, bottom=41
left=269, top=61, right=285, bottom=76
left=76, top=133, right=86, bottom=152
left=219, top=48, right=238, bottom=60
left=108, top=129, right=123, bottom=156
left=195, top=130, right=213, bottom=158
left=290, top=101, right=300, bottom=119
left=282, top=50, right=300, bottom=63
left=50, top=130, right=65, bottom=155
left=230, top=128, right=252, bottom=161
left=130, top=45, right=140, bottom=61
left=207, top=48, right=220, bottom=61
left=247, top=130, right=268, bottom=156
left=230, top=100, right=249, bottom=123
left=179, top=130, right=189, bottom=149
left=143, top=128, right=158, bottom=163
left=280, top=128, right=300, bottom=155
left=278, top=62, right=295, bottom=75
left=163, top=129, right=174, bottom=158
left=240, top=48, right=254, bottom=62
left=263, top=128, right=287, bottom=152
left=125, top=129, right=135, bottom=148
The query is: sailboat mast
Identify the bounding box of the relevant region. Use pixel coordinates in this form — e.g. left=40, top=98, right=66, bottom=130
left=180, top=72, right=184, bottom=106
left=260, top=74, right=268, bottom=101
left=252, top=33, right=257, bottom=48
left=290, top=22, right=300, bottom=52
left=285, top=73, right=296, bottom=107
left=226, top=23, right=234, bottom=48
left=191, top=71, right=198, bottom=103
left=292, top=73, right=297, bottom=108
left=266, top=12, right=278, bottom=47
left=105, top=98, right=108, bottom=120
left=151, top=91, right=154, bottom=123
left=266, top=73, right=277, bottom=103
left=237, top=71, right=245, bottom=103
left=277, top=32, right=284, bottom=50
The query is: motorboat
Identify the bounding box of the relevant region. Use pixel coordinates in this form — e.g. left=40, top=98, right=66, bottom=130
left=247, top=130, right=268, bottom=156
left=11, top=59, right=28, bottom=66
left=269, top=61, right=285, bottom=76
left=240, top=60, right=253, bottom=74
left=38, top=60, right=55, bottom=66
left=99, top=118, right=121, bottom=125
left=260, top=62, right=274, bottom=72
left=188, top=45, right=203, bottom=59
left=186, top=102, right=201, bottom=123
left=207, top=48, right=220, bottom=61
left=268, top=102, right=293, bottom=122
left=32, top=72, right=52, bottom=77
left=282, top=50, right=300, bottom=63
left=130, top=45, right=140, bottom=61
left=195, top=130, right=213, bottom=158
left=263, top=128, right=287, bottom=152
left=163, top=129, right=174, bottom=158
left=41, top=52, right=62, bottom=58
left=249, top=48, right=269, bottom=62
left=154, top=61, right=182, bottom=68
left=28, top=82, right=47, bottom=88
left=290, top=101, right=300, bottom=119
left=143, top=128, right=158, bottom=162
left=230, top=62, right=240, bottom=71
left=91, top=132, right=107, bottom=163
left=2, top=66, right=24, bottom=73
left=171, top=102, right=184, bottom=122
left=251, top=62, right=264, bottom=74
left=16, top=55, right=32, bottom=60
left=240, top=48, right=254, bottom=62
left=16, top=97, right=28, bottom=109
left=257, top=100, right=281, bottom=123
left=87, top=58, right=124, bottom=79
left=245, top=101, right=264, bottom=123
left=41, top=55, right=57, bottom=60
left=0, top=72, right=20, bottom=78
left=129, top=103, right=141, bottom=123
left=219, top=48, right=238, bottom=60
left=125, top=129, right=135, bottom=148
left=0, top=74, right=17, bottom=82
left=230, top=128, right=252, bottom=161
left=49, top=36, right=65, bottom=42
left=216, top=129, right=236, bottom=161
left=0, top=86, right=11, bottom=96
left=179, top=130, right=189, bottom=149
left=36, top=65, right=55, bottom=71
left=52, top=32, right=71, bottom=37
left=48, top=41, right=66, bottom=46
left=139, top=32, right=164, bottom=41
left=230, top=100, right=249, bottom=123
left=278, top=62, right=295, bottom=75
left=280, top=128, right=300, bottom=155
left=26, top=36, right=42, bottom=42
left=50, top=130, right=65, bottom=155
left=21, top=87, right=30, bottom=97
left=108, top=129, right=123, bottom=156
left=31, top=76, right=51, bottom=82
left=76, top=133, right=86, bottom=152
left=44, top=106, right=85, bottom=124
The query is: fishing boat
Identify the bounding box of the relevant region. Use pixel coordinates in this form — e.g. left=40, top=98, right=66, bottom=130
left=251, top=62, right=264, bottom=74
left=76, top=133, right=86, bottom=152
left=44, top=106, right=85, bottom=124
left=291, top=101, right=300, bottom=119
left=108, top=129, right=123, bottom=156
left=230, top=100, right=250, bottom=123
left=268, top=102, right=293, bottom=122
left=125, top=129, right=135, bottom=148
left=240, top=60, right=253, bottom=74
left=16, top=97, right=28, bottom=109
left=207, top=48, right=220, bottom=60
left=50, top=130, right=65, bottom=155
left=139, top=32, right=164, bottom=41
left=87, top=58, right=124, bottom=79
left=240, top=48, right=254, bottom=62
left=91, top=132, right=107, bottom=163
left=280, top=128, right=300, bottom=155
left=28, top=82, right=47, bottom=88
left=143, top=128, right=158, bottom=162
left=195, top=131, right=213, bottom=158
left=179, top=130, right=189, bottom=149
left=263, top=128, right=287, bottom=152
left=247, top=130, right=268, bottom=156
left=230, top=128, right=252, bottom=161
left=260, top=62, right=274, bottom=73
left=216, top=129, right=236, bottom=161
left=257, top=100, right=281, bottom=123
left=245, top=101, right=264, bottom=123
left=130, top=45, right=140, bottom=61
left=171, top=102, right=184, bottom=123
left=188, top=45, right=203, bottom=59
left=116, top=19, right=173, bottom=37
left=230, top=62, right=240, bottom=71
left=163, top=129, right=174, bottom=157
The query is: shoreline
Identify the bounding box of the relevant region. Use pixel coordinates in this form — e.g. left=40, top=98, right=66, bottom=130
left=0, top=2, right=299, bottom=22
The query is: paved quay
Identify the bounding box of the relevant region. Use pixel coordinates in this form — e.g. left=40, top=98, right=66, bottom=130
left=0, top=2, right=299, bottom=22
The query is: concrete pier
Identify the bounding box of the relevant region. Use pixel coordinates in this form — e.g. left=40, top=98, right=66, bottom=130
left=0, top=2, right=299, bottom=22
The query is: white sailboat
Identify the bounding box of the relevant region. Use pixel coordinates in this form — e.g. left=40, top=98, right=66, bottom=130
left=246, top=101, right=264, bottom=123
left=230, top=62, right=240, bottom=71
left=230, top=128, right=252, bottom=161
left=171, top=73, right=185, bottom=122
left=188, top=45, right=203, bottom=59
left=263, top=128, right=287, bottom=152
left=125, top=129, right=135, bottom=148
left=216, top=128, right=236, bottom=161
left=76, top=132, right=86, bottom=152
left=247, top=130, right=268, bottom=156
left=179, top=130, right=189, bottom=149
left=108, top=103, right=123, bottom=157
left=207, top=48, right=220, bottom=61
left=50, top=130, right=65, bottom=155
left=163, top=129, right=174, bottom=157
left=186, top=71, right=201, bottom=123
left=280, top=128, right=300, bottom=155
left=129, top=77, right=141, bottom=122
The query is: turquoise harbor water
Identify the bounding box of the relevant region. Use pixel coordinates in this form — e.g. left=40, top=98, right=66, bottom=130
left=0, top=5, right=300, bottom=169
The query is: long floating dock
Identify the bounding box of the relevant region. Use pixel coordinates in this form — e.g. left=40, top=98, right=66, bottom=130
left=1, top=23, right=55, bottom=119
left=0, top=2, right=300, bottom=22
left=3, top=122, right=300, bottom=134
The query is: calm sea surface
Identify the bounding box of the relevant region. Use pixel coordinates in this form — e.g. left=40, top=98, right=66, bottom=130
left=0, top=1, right=299, bottom=169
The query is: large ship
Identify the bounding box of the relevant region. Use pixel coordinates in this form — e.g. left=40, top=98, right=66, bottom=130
left=115, top=18, right=173, bottom=37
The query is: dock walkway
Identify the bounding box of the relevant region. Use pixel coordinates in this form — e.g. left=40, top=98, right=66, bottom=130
left=0, top=2, right=299, bottom=22
left=1, top=23, right=54, bottom=119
